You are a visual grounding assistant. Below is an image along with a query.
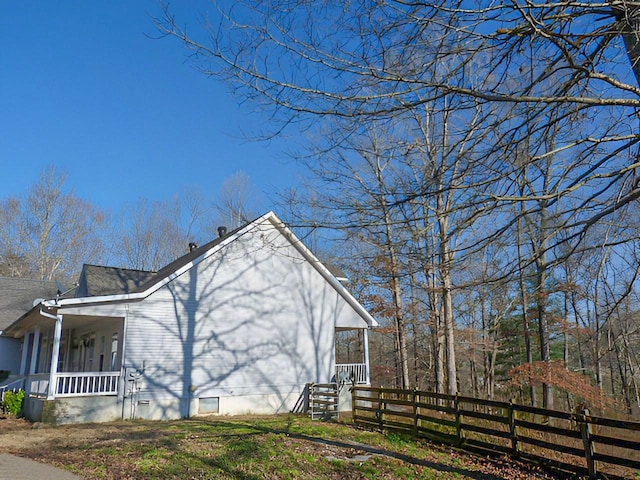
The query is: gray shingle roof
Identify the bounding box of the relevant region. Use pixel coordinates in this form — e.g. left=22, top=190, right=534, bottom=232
left=0, top=277, right=59, bottom=330
left=75, top=265, right=157, bottom=297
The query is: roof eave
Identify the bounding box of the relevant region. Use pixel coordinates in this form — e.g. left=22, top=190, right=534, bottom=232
left=1, top=303, right=54, bottom=338
left=265, top=212, right=379, bottom=328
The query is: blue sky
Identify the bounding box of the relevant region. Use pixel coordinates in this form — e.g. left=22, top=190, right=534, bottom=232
left=0, top=2, right=300, bottom=214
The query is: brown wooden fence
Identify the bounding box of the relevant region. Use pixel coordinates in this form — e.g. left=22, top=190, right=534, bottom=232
left=352, top=386, right=640, bottom=479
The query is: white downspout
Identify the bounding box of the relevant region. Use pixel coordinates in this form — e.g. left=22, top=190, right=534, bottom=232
left=363, top=328, right=371, bottom=385
left=120, top=306, right=128, bottom=401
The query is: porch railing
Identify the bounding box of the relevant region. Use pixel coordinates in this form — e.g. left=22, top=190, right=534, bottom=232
left=54, top=372, right=120, bottom=397
left=335, top=363, right=368, bottom=384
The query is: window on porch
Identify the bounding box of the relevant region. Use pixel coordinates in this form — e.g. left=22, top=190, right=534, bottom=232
left=66, top=331, right=122, bottom=373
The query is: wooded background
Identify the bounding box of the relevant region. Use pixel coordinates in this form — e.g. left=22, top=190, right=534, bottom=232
left=4, top=1, right=640, bottom=419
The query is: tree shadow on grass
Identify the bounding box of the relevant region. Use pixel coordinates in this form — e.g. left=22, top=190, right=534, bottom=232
left=4, top=417, right=559, bottom=480
left=181, top=418, right=538, bottom=480
left=10, top=420, right=267, bottom=480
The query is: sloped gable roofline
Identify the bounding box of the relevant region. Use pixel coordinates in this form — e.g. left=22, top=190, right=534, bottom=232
left=265, top=214, right=378, bottom=328
left=42, top=212, right=377, bottom=327
left=43, top=211, right=274, bottom=308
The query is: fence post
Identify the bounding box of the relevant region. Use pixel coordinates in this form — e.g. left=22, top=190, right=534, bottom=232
left=351, top=384, right=356, bottom=421
left=303, top=383, right=311, bottom=415
left=454, top=394, right=463, bottom=446
left=310, top=383, right=316, bottom=420
left=579, top=408, right=596, bottom=479
left=508, top=399, right=518, bottom=456
left=413, top=389, right=419, bottom=436
left=376, top=386, right=385, bottom=432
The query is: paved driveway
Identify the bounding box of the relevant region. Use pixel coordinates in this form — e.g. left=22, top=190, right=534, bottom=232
left=0, top=453, right=81, bottom=479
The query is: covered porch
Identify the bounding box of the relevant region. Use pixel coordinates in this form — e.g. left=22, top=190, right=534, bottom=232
left=7, top=308, right=124, bottom=400
left=334, top=327, right=371, bottom=385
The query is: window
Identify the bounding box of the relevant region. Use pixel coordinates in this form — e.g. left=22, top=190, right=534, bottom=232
left=84, top=336, right=95, bottom=371
left=99, top=336, right=106, bottom=371
left=198, top=397, right=219, bottom=414
left=110, top=332, right=118, bottom=371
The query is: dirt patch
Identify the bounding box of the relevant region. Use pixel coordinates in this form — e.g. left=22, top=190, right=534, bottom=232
left=0, top=416, right=31, bottom=435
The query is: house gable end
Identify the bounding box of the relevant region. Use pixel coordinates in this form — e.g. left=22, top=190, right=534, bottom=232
left=48, top=212, right=377, bottom=329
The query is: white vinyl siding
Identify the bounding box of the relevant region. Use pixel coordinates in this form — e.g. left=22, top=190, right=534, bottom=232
left=122, top=220, right=365, bottom=416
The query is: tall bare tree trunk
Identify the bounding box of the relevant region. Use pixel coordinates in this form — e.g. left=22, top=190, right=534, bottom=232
left=614, top=4, right=640, bottom=86
left=517, top=177, right=536, bottom=406
left=379, top=169, right=410, bottom=390
left=438, top=209, right=457, bottom=395
left=534, top=195, right=553, bottom=410
left=436, top=313, right=446, bottom=394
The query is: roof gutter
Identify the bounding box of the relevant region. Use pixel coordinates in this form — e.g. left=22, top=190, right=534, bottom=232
left=39, top=306, right=59, bottom=321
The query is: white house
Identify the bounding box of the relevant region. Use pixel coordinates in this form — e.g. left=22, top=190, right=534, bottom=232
left=1, top=212, right=376, bottom=424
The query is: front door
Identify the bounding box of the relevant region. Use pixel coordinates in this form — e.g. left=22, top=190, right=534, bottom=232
left=80, top=335, right=95, bottom=372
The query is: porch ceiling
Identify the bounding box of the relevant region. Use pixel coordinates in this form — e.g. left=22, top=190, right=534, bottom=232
left=335, top=326, right=368, bottom=332
left=60, top=314, right=122, bottom=331
left=3, top=310, right=122, bottom=338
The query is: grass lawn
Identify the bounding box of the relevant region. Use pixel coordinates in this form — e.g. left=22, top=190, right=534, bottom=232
left=0, top=414, right=565, bottom=479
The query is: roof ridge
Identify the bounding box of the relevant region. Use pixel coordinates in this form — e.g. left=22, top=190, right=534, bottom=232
left=83, top=264, right=156, bottom=274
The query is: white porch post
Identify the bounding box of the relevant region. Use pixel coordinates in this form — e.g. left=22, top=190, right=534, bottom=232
left=363, top=328, right=371, bottom=385
left=19, top=333, right=30, bottom=375
left=29, top=327, right=41, bottom=375
left=47, top=315, right=63, bottom=400
left=118, top=307, right=128, bottom=401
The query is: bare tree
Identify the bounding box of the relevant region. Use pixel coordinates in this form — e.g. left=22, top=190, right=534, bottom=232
left=154, top=1, right=640, bottom=408
left=112, top=190, right=210, bottom=272
left=155, top=1, right=640, bottom=230
left=0, top=166, right=106, bottom=282
left=212, top=171, right=259, bottom=229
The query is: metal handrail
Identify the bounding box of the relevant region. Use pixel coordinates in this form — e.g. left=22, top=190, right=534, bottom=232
left=0, top=377, right=26, bottom=402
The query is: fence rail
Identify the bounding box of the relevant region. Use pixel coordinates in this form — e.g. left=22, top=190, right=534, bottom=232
left=352, top=386, right=640, bottom=479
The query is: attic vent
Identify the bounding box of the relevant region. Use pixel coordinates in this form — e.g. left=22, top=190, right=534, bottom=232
left=188, top=242, right=198, bottom=252
left=217, top=226, right=228, bottom=238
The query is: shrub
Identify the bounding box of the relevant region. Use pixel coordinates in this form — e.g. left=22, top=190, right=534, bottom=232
left=3, top=389, right=25, bottom=416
